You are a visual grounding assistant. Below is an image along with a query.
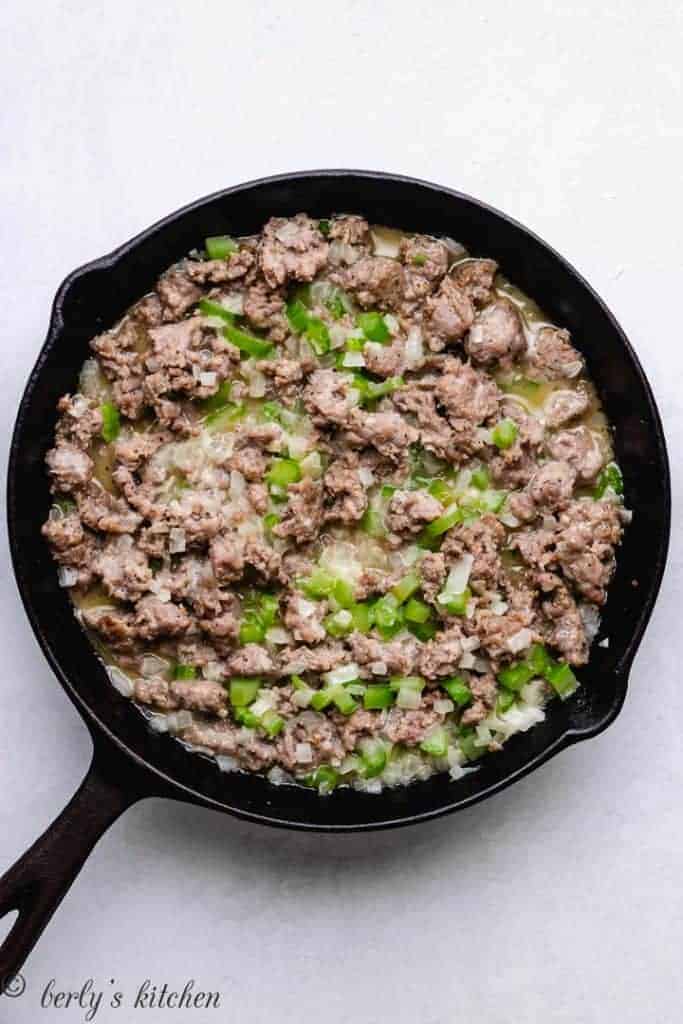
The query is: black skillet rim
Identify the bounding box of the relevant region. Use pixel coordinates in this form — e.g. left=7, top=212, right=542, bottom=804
left=7, top=169, right=671, bottom=831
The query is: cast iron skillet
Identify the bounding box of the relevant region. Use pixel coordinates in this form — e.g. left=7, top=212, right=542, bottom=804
left=0, top=170, right=670, bottom=985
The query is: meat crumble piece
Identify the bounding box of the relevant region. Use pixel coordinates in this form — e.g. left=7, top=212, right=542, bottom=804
left=441, top=515, right=505, bottom=592
left=465, top=298, right=526, bottom=367
left=156, top=267, right=203, bottom=321
left=94, top=534, right=152, bottom=602
left=450, top=259, right=498, bottom=308
left=418, top=626, right=465, bottom=679
left=258, top=215, right=329, bottom=288
left=508, top=460, right=577, bottom=522
left=544, top=389, right=590, bottom=429
left=529, top=326, right=583, bottom=381
left=242, top=279, right=288, bottom=340
left=282, top=594, right=327, bottom=645
left=423, top=275, right=474, bottom=351
left=386, top=489, right=443, bottom=537
left=348, top=634, right=419, bottom=676
left=536, top=572, right=589, bottom=666
left=460, top=674, right=498, bottom=727
left=55, top=394, right=103, bottom=449
left=555, top=498, right=622, bottom=605
left=399, top=234, right=449, bottom=308
left=345, top=409, right=419, bottom=465
left=340, top=256, right=405, bottom=311
left=273, top=478, right=324, bottom=545
left=134, top=596, right=191, bottom=640
left=186, top=249, right=255, bottom=284
left=303, top=369, right=357, bottom=427
left=547, top=426, right=605, bottom=483
left=323, top=456, right=368, bottom=524
left=435, top=358, right=500, bottom=424
left=46, top=443, right=93, bottom=492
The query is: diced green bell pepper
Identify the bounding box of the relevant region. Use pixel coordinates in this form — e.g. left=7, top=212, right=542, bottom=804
left=198, top=298, right=235, bottom=324
left=205, top=235, right=238, bottom=260
left=100, top=403, right=120, bottom=443
left=391, top=572, right=421, bottom=605
left=173, top=663, right=197, bottom=681
left=420, top=727, right=448, bottom=758
left=491, top=418, right=519, bottom=450
left=223, top=324, right=274, bottom=359
left=229, top=678, right=262, bottom=707
left=363, top=685, right=395, bottom=710
left=358, top=737, right=388, bottom=777
left=442, top=676, right=472, bottom=707
left=357, top=311, right=390, bottom=343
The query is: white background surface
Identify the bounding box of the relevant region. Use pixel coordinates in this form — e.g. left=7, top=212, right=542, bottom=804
left=1, top=2, right=681, bottom=1022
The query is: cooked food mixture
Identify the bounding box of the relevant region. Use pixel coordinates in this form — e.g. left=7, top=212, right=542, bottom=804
left=43, top=214, right=629, bottom=793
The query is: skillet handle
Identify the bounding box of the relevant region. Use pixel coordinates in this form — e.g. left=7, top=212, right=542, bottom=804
left=0, top=742, right=144, bottom=990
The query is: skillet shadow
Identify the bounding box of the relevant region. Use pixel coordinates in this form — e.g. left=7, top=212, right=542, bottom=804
left=117, top=748, right=578, bottom=886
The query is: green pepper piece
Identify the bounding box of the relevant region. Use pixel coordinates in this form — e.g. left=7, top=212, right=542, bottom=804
left=266, top=457, right=302, bottom=489
left=263, top=512, right=280, bottom=536
left=442, top=676, right=472, bottom=707
left=223, top=324, right=274, bottom=359
left=173, top=663, right=197, bottom=681
left=318, top=219, right=331, bottom=237
left=306, top=764, right=339, bottom=793
left=419, top=505, right=462, bottom=544
left=357, top=312, right=390, bottom=343
left=261, top=710, right=285, bottom=738
left=420, top=727, right=448, bottom=758
left=593, top=462, right=624, bottom=499
left=331, top=685, right=358, bottom=716
left=310, top=688, right=334, bottom=711
left=324, top=609, right=354, bottom=638
left=204, top=401, right=246, bottom=431
left=358, top=737, right=387, bottom=777
left=198, top=298, right=235, bottom=324
left=403, top=597, right=432, bottom=624
left=350, top=602, right=373, bottom=634
left=491, top=418, right=519, bottom=450
left=100, top=403, right=120, bottom=443
left=412, top=253, right=427, bottom=267
left=406, top=620, right=437, bottom=641
left=298, top=568, right=336, bottom=599
left=359, top=505, right=386, bottom=538
left=373, top=593, right=400, bottom=631
left=391, top=572, right=421, bottom=605
left=239, top=616, right=266, bottom=645
left=229, top=678, right=262, bottom=707
left=496, top=690, right=516, bottom=714
left=470, top=465, right=490, bottom=490
left=497, top=661, right=535, bottom=692
left=200, top=380, right=232, bottom=414
left=305, top=317, right=331, bottom=355
left=363, top=685, right=395, bottom=710
left=286, top=299, right=309, bottom=334
left=205, top=235, right=238, bottom=260
left=428, top=479, right=456, bottom=505
left=233, top=707, right=260, bottom=728
left=438, top=586, right=471, bottom=616
left=545, top=661, right=579, bottom=700
left=526, top=643, right=552, bottom=676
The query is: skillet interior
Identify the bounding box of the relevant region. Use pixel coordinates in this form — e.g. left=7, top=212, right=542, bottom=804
left=7, top=171, right=671, bottom=830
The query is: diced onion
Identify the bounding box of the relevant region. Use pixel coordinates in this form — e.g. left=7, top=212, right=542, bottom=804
left=199, top=371, right=217, bottom=387
left=141, top=654, right=169, bottom=678
left=169, top=528, right=186, bottom=554
left=369, top=661, right=387, bottom=676
left=507, top=628, right=533, bottom=654
left=371, top=226, right=403, bottom=258
left=434, top=699, right=454, bottom=714
left=384, top=313, right=399, bottom=334
left=148, top=714, right=169, bottom=734
left=108, top=666, right=134, bottom=697
left=323, top=663, right=360, bottom=686
left=300, top=451, right=323, bottom=478
left=459, top=652, right=476, bottom=669
left=57, top=566, right=79, bottom=588
left=267, top=766, right=292, bottom=786
left=230, top=469, right=247, bottom=499
left=397, top=688, right=421, bottom=709
left=598, top=637, right=610, bottom=648
left=295, top=742, right=313, bottom=764
left=579, top=603, right=601, bottom=644
left=220, top=292, right=244, bottom=315
left=342, top=350, right=365, bottom=368
left=265, top=626, right=292, bottom=645
left=216, top=755, right=239, bottom=773
left=404, top=326, right=424, bottom=367
left=490, top=598, right=509, bottom=616
left=443, top=554, right=474, bottom=596
left=292, top=689, right=313, bottom=708
left=358, top=466, right=375, bottom=487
